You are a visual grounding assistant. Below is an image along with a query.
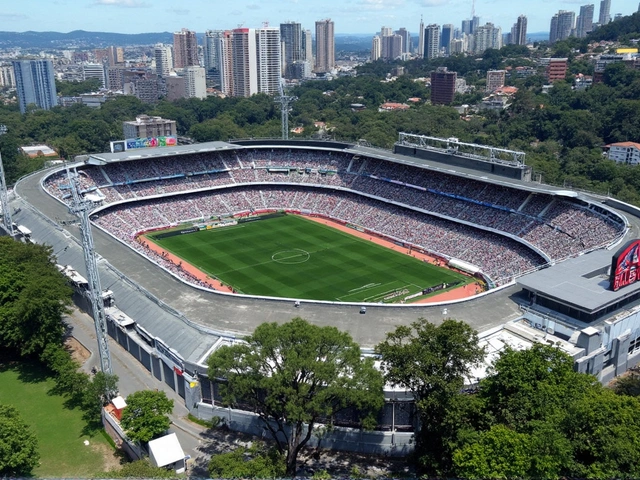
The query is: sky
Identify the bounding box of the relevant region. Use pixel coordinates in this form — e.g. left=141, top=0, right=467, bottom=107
left=1, top=0, right=638, bottom=36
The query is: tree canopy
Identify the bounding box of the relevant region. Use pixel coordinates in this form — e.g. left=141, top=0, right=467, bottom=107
left=0, top=404, right=39, bottom=476
left=0, top=237, right=72, bottom=357
left=120, top=390, right=174, bottom=444
left=207, top=317, right=384, bottom=476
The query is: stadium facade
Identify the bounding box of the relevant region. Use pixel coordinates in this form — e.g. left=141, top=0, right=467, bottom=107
left=11, top=138, right=640, bottom=454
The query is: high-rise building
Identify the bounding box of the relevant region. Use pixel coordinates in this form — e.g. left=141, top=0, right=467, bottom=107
left=380, top=26, right=393, bottom=37
left=232, top=28, right=258, bottom=97
left=430, top=66, right=456, bottom=105
left=461, top=19, right=472, bottom=35
left=381, top=34, right=403, bottom=60
left=12, top=59, right=58, bottom=114
left=173, top=28, right=198, bottom=68
left=0, top=65, right=15, bottom=88
left=371, top=35, right=381, bottom=61
left=577, top=4, right=595, bottom=38
left=315, top=19, right=335, bottom=74
left=471, top=16, right=480, bottom=33
left=599, top=0, right=611, bottom=24
left=182, top=66, right=207, bottom=99
left=122, top=70, right=159, bottom=103
left=424, top=24, right=440, bottom=59
left=154, top=44, right=173, bottom=77
left=82, top=63, right=106, bottom=88
left=550, top=10, right=575, bottom=43
left=203, top=30, right=228, bottom=87
left=302, top=29, right=313, bottom=62
left=106, top=66, right=124, bottom=90
left=107, top=46, right=124, bottom=67
left=280, top=22, right=303, bottom=79
left=256, top=27, right=282, bottom=95
left=472, top=23, right=502, bottom=54
left=396, top=28, right=411, bottom=54
left=441, top=24, right=454, bottom=55
left=486, top=70, right=506, bottom=91
left=418, top=17, right=425, bottom=58
left=510, top=15, right=527, bottom=45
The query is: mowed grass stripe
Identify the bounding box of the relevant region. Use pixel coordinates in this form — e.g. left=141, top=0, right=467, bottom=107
left=148, top=215, right=471, bottom=302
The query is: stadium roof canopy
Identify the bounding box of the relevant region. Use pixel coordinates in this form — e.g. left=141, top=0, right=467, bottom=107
left=517, top=248, right=640, bottom=321
left=82, top=141, right=240, bottom=166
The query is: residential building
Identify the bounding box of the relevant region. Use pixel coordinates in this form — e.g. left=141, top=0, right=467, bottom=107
left=441, top=24, right=454, bottom=55
left=486, top=70, right=506, bottom=92
left=0, top=65, right=15, bottom=88
left=430, top=66, right=456, bottom=105
left=256, top=27, right=282, bottom=95
left=577, top=4, right=595, bottom=38
left=107, top=46, right=124, bottom=67
left=106, top=66, right=125, bottom=91
left=12, top=59, right=58, bottom=114
left=550, top=10, right=575, bottom=43
left=82, top=63, right=106, bottom=88
left=302, top=29, right=313, bottom=62
left=381, top=34, right=403, bottom=60
left=315, top=19, right=335, bottom=74
left=607, top=142, right=640, bottom=165
left=183, top=66, right=207, bottom=99
left=280, top=22, right=303, bottom=79
left=122, top=70, right=159, bottom=104
left=599, top=0, right=611, bottom=25
left=510, top=15, right=527, bottom=45
left=424, top=24, right=440, bottom=60
left=203, top=30, right=233, bottom=93
left=173, top=28, right=198, bottom=68
left=418, top=17, right=425, bottom=57
left=472, top=23, right=502, bottom=54
left=546, top=57, right=568, bottom=81
left=232, top=28, right=258, bottom=97
left=396, top=28, right=411, bottom=54
left=450, top=36, right=467, bottom=54
left=122, top=115, right=177, bottom=139
left=371, top=35, right=381, bottom=61
left=154, top=44, right=173, bottom=78
left=380, top=26, right=393, bottom=37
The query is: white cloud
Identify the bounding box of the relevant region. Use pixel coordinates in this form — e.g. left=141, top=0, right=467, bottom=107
left=356, top=0, right=405, bottom=10
left=0, top=13, right=28, bottom=20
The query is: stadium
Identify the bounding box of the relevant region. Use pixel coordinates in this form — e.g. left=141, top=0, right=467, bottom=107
left=11, top=135, right=640, bottom=454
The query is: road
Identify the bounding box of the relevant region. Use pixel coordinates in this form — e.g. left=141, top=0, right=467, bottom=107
left=65, top=308, right=207, bottom=467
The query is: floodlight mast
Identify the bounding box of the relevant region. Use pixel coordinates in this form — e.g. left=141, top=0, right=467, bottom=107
left=274, top=79, right=297, bottom=140
left=0, top=125, right=14, bottom=236
left=66, top=165, right=112, bottom=375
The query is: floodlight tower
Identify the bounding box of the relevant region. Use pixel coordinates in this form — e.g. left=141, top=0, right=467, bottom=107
left=0, top=125, right=14, bottom=236
left=66, top=166, right=113, bottom=374
left=274, top=80, right=297, bottom=140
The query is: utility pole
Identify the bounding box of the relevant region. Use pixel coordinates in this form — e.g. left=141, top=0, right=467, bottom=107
left=66, top=166, right=113, bottom=375
left=0, top=125, right=14, bottom=236
left=274, top=80, right=297, bottom=140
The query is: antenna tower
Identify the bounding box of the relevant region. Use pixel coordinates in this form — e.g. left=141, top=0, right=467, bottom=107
left=471, top=0, right=476, bottom=18
left=0, top=125, right=14, bottom=236
left=66, top=166, right=113, bottom=375
left=274, top=80, right=297, bottom=140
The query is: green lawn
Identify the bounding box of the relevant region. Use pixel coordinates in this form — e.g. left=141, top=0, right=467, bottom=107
left=148, top=214, right=471, bottom=302
left=0, top=361, right=114, bottom=477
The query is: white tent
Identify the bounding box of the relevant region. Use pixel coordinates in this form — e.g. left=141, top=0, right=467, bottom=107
left=147, top=433, right=185, bottom=473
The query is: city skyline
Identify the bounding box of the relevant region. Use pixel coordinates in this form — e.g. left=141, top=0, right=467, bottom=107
left=2, top=0, right=638, bottom=37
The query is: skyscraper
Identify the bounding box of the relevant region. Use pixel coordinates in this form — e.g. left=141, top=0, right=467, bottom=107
left=550, top=10, right=575, bottom=43
left=280, top=22, right=303, bottom=79
left=396, top=28, right=411, bottom=54
left=302, top=29, right=313, bottom=62
left=315, top=19, right=335, bottom=74
left=512, top=15, right=527, bottom=45
left=599, top=0, right=611, bottom=24
left=371, top=36, right=381, bottom=61
left=424, top=24, right=440, bottom=60
left=576, top=4, right=595, bottom=38
left=232, top=28, right=258, bottom=98
left=461, top=19, right=472, bottom=35
left=381, top=34, right=403, bottom=60
left=256, top=27, right=282, bottom=95
left=203, top=30, right=228, bottom=87
left=12, top=59, right=57, bottom=114
left=173, top=28, right=198, bottom=68
left=441, top=24, right=454, bottom=55
left=471, top=16, right=480, bottom=33
left=472, top=23, right=502, bottom=54
left=154, top=44, right=173, bottom=77
left=380, top=26, right=393, bottom=37
left=418, top=16, right=425, bottom=58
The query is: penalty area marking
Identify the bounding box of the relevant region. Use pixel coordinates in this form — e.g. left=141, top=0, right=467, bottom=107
left=272, top=249, right=311, bottom=265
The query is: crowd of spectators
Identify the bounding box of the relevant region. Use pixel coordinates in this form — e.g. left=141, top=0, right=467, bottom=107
left=45, top=148, right=626, bottom=282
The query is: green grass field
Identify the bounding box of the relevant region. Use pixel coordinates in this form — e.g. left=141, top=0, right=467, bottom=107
left=148, top=214, right=471, bottom=303
left=0, top=361, right=114, bottom=477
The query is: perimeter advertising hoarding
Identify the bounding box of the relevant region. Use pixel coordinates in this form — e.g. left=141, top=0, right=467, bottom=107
left=610, top=239, right=640, bottom=291
left=126, top=136, right=177, bottom=150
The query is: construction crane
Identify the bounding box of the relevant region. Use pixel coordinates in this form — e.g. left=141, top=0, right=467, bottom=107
left=66, top=165, right=113, bottom=375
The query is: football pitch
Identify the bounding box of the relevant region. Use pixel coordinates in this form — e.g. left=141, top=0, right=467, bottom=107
left=146, top=214, right=472, bottom=303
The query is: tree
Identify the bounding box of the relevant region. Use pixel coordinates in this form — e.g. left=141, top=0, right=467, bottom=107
left=82, top=371, right=120, bottom=423
left=375, top=318, right=485, bottom=474
left=208, top=443, right=285, bottom=478
left=0, top=404, right=39, bottom=476
left=120, top=390, right=173, bottom=444
left=207, top=317, right=384, bottom=476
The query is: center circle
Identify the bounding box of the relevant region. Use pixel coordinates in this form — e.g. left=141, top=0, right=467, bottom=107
left=272, top=249, right=311, bottom=265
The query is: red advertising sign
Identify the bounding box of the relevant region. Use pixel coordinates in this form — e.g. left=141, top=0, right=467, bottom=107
left=611, top=239, right=640, bottom=291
